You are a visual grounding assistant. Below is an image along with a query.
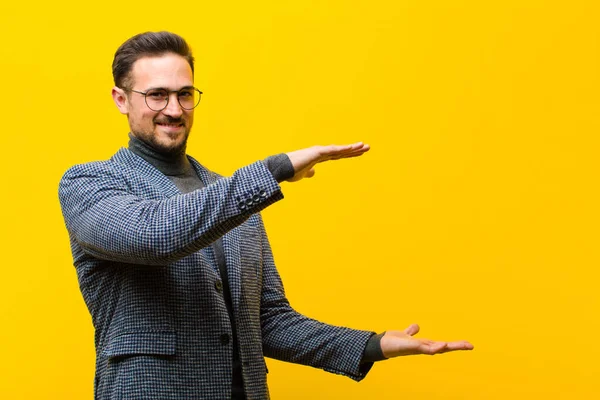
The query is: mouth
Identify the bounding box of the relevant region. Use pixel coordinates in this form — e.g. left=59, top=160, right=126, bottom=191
left=156, top=122, right=185, bottom=131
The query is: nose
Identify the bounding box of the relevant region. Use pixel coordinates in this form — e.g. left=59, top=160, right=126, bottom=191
left=162, top=92, right=184, bottom=118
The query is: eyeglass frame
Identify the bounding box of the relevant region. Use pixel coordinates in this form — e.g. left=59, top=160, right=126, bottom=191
left=125, top=86, right=203, bottom=111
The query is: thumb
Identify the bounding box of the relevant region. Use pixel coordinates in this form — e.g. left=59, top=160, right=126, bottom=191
left=404, top=323, right=420, bottom=336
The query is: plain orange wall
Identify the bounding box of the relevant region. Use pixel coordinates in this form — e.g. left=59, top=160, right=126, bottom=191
left=1, top=1, right=599, bottom=399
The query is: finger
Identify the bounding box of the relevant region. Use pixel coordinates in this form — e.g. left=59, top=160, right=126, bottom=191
left=346, top=142, right=365, bottom=151
left=334, top=145, right=370, bottom=156
left=342, top=144, right=370, bottom=155
left=420, top=341, right=447, bottom=355
left=342, top=147, right=370, bottom=158
left=352, top=142, right=369, bottom=151
left=324, top=147, right=370, bottom=161
left=443, top=341, right=474, bottom=351
left=339, top=142, right=369, bottom=154
left=319, top=142, right=369, bottom=156
left=305, top=168, right=316, bottom=178
left=319, top=144, right=353, bottom=156
left=403, top=324, right=420, bottom=336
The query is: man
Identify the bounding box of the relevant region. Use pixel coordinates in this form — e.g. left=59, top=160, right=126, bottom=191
left=59, top=31, right=473, bottom=400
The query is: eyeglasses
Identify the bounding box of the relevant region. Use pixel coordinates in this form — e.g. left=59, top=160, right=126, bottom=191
left=127, top=87, right=203, bottom=111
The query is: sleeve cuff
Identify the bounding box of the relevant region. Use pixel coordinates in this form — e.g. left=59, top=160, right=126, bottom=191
left=361, top=332, right=387, bottom=363
left=263, top=153, right=295, bottom=182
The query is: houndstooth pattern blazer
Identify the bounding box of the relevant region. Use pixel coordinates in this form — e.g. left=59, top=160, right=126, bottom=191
left=58, top=147, right=374, bottom=400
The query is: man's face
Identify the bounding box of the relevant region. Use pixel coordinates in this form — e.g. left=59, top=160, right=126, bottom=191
left=113, top=53, right=195, bottom=154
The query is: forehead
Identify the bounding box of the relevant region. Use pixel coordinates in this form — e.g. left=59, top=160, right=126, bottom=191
left=130, top=53, right=193, bottom=90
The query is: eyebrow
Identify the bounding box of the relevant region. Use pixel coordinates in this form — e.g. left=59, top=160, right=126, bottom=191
left=144, top=85, right=195, bottom=92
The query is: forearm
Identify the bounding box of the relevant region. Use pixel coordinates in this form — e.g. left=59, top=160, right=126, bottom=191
left=59, top=160, right=283, bottom=265
left=257, top=212, right=376, bottom=381
left=261, top=301, right=375, bottom=381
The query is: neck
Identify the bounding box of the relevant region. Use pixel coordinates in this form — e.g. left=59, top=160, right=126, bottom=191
left=127, top=133, right=192, bottom=176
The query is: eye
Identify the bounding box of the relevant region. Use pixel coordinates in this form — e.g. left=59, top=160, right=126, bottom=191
left=178, top=90, right=194, bottom=97
left=147, top=90, right=167, bottom=99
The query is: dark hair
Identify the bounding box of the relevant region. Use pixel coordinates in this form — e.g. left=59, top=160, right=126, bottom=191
left=112, top=31, right=195, bottom=89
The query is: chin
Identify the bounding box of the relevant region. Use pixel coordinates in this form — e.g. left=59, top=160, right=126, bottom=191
left=156, top=140, right=186, bottom=155
left=157, top=135, right=189, bottom=154
left=131, top=126, right=190, bottom=155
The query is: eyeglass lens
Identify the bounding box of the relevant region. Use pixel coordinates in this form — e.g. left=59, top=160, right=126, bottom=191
left=145, top=88, right=201, bottom=111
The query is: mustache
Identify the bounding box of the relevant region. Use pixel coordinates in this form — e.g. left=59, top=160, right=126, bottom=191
left=155, top=117, right=185, bottom=125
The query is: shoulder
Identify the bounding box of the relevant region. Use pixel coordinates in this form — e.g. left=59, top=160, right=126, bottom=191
left=59, top=159, right=126, bottom=186
left=60, top=147, right=147, bottom=183
left=57, top=157, right=131, bottom=217
left=58, top=149, right=139, bottom=199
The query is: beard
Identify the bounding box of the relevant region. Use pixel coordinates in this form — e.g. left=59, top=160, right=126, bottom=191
left=131, top=115, right=191, bottom=156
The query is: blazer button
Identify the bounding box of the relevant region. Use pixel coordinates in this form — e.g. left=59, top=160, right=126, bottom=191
left=214, top=280, right=223, bottom=293
left=220, top=333, right=230, bottom=345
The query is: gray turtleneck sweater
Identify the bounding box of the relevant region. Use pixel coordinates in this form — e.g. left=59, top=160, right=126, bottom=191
left=127, top=134, right=385, bottom=397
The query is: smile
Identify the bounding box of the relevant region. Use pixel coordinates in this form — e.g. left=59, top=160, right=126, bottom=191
left=157, top=123, right=184, bottom=127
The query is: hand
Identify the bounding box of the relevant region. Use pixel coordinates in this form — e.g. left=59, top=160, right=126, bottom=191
left=285, top=142, right=370, bottom=182
left=380, top=324, right=474, bottom=358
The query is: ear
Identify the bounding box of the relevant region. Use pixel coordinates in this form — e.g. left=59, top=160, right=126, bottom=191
left=112, top=86, right=129, bottom=115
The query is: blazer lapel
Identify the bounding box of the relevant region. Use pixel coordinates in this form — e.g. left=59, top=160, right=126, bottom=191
left=188, top=156, right=244, bottom=313
left=112, top=149, right=245, bottom=312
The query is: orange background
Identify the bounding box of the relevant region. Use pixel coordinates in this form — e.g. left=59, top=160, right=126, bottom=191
left=1, top=1, right=599, bottom=399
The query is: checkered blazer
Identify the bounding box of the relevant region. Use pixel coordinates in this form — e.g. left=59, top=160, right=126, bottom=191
left=58, top=148, right=374, bottom=400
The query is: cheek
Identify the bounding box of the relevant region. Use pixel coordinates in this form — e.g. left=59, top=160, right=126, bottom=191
left=146, top=112, right=158, bottom=125
left=129, top=110, right=157, bottom=133
left=136, top=110, right=157, bottom=126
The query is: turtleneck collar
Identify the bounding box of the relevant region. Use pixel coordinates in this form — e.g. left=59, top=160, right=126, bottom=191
left=127, top=133, right=194, bottom=177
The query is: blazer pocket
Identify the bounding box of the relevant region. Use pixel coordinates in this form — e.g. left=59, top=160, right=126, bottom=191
left=102, top=331, right=176, bottom=359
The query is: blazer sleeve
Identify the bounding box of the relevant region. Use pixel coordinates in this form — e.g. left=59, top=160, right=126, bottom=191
left=58, top=159, right=283, bottom=265
left=258, top=216, right=375, bottom=381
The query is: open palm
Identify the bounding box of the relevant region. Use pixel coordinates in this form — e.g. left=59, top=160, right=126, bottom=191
left=381, top=324, right=474, bottom=358
left=286, top=142, right=370, bottom=182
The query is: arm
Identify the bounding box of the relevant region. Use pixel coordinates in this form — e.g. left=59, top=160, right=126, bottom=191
left=379, top=325, right=474, bottom=357
left=58, top=142, right=370, bottom=266
left=258, top=216, right=375, bottom=381
left=257, top=219, right=474, bottom=377
left=59, top=159, right=282, bottom=265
